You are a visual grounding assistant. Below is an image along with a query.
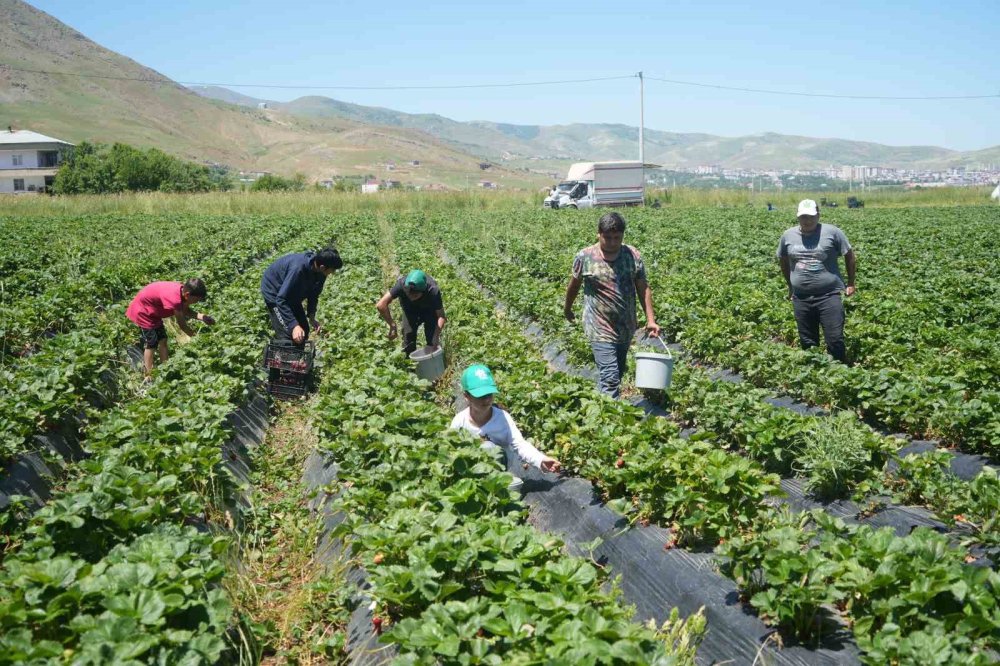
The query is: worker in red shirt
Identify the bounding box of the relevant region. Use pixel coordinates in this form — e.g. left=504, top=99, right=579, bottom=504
left=126, top=278, right=215, bottom=376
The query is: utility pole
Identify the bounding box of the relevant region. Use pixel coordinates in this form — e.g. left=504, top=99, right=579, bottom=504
left=639, top=71, right=645, bottom=205
left=639, top=71, right=645, bottom=166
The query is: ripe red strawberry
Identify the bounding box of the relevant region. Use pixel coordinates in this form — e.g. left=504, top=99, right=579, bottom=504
left=615, top=457, right=625, bottom=469
left=372, top=616, right=383, bottom=634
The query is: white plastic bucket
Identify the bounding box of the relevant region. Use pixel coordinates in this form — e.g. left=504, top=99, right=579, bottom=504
left=409, top=345, right=445, bottom=382
left=635, top=344, right=673, bottom=391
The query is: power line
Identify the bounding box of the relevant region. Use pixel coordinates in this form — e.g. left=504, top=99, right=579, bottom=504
left=644, top=74, right=999, bottom=100
left=0, top=65, right=634, bottom=90
left=4, top=63, right=995, bottom=100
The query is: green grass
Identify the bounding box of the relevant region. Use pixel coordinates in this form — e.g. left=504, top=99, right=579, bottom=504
left=650, top=185, right=996, bottom=207
left=4, top=186, right=992, bottom=217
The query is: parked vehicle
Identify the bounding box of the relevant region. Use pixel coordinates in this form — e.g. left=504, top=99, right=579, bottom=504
left=543, top=161, right=655, bottom=209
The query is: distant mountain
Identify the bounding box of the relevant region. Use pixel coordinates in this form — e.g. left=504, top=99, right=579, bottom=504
left=187, top=85, right=266, bottom=108
left=0, top=0, right=542, bottom=188
left=3, top=0, right=995, bottom=185
left=192, top=87, right=1000, bottom=171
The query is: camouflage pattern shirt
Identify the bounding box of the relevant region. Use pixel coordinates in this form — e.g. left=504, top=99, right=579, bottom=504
left=571, top=244, right=647, bottom=344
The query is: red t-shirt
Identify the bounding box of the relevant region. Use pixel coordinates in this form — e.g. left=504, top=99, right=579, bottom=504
left=126, top=281, right=184, bottom=329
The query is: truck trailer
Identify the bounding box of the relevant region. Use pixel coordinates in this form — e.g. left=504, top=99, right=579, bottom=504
left=543, top=161, right=657, bottom=209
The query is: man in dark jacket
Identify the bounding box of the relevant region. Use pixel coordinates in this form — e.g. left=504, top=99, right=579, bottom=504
left=261, top=248, right=342, bottom=345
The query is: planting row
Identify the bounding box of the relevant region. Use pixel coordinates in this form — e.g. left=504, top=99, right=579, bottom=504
left=1, top=214, right=306, bottom=362
left=422, top=211, right=998, bottom=548
left=393, top=221, right=780, bottom=548
left=0, top=217, right=341, bottom=662
left=434, top=207, right=1000, bottom=455
left=309, top=250, right=706, bottom=662
left=0, top=215, right=306, bottom=467
left=0, top=213, right=221, bottom=301
left=382, top=211, right=999, bottom=663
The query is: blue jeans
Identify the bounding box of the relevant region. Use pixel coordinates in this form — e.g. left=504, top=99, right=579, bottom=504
left=592, top=341, right=629, bottom=399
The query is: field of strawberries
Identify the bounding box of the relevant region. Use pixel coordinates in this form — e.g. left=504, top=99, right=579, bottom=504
left=1, top=203, right=997, bottom=664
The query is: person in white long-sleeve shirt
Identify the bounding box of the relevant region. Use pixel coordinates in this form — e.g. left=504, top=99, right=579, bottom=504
left=450, top=364, right=562, bottom=474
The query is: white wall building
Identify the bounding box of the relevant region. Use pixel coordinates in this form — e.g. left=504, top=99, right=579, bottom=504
left=0, top=129, right=73, bottom=194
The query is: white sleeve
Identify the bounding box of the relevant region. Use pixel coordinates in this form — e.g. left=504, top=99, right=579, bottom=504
left=449, top=411, right=465, bottom=430
left=500, top=410, right=547, bottom=468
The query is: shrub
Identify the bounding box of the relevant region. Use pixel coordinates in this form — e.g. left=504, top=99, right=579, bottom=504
left=53, top=142, right=229, bottom=194
left=249, top=173, right=306, bottom=192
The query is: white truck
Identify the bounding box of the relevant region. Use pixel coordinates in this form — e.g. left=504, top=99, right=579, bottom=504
left=543, top=160, right=655, bottom=209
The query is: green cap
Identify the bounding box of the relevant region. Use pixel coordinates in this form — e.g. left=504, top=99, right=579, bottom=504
left=404, top=269, right=428, bottom=292
left=461, top=364, right=498, bottom=398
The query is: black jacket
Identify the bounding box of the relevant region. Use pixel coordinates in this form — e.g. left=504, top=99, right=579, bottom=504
left=260, top=252, right=326, bottom=332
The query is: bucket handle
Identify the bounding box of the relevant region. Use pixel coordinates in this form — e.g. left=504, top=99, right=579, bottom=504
left=639, top=331, right=671, bottom=355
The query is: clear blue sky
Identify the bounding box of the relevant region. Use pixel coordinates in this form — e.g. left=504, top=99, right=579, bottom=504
left=28, top=0, right=1000, bottom=150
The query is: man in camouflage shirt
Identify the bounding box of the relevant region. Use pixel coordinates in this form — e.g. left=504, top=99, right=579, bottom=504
left=564, top=212, right=661, bottom=399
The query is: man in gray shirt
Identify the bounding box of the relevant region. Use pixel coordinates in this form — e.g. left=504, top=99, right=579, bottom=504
left=776, top=199, right=857, bottom=363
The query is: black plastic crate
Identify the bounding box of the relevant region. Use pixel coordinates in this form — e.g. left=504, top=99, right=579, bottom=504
left=263, top=341, right=315, bottom=374
left=264, top=341, right=315, bottom=400
left=266, top=372, right=311, bottom=399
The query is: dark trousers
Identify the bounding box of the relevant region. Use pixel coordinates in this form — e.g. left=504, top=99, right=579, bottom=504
left=402, top=311, right=437, bottom=354
left=792, top=291, right=847, bottom=363
left=265, top=302, right=307, bottom=346
left=591, top=341, right=630, bottom=399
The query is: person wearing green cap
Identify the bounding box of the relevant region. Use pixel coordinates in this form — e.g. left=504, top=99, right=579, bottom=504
left=376, top=269, right=447, bottom=354
left=450, top=364, right=562, bottom=474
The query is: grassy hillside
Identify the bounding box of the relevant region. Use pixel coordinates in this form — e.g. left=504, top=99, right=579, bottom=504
left=193, top=87, right=1000, bottom=171
left=0, top=0, right=543, bottom=188
left=2, top=0, right=994, bottom=180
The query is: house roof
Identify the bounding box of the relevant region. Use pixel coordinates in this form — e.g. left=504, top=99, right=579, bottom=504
left=0, top=130, right=74, bottom=146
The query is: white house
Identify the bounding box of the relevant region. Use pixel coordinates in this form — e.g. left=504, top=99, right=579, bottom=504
left=361, top=179, right=379, bottom=194
left=0, top=128, right=73, bottom=194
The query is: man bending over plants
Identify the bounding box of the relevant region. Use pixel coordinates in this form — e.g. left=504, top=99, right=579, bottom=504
left=261, top=248, right=342, bottom=346
left=564, top=212, right=661, bottom=399
left=451, top=364, right=562, bottom=482
left=376, top=269, right=447, bottom=354
left=126, top=278, right=215, bottom=376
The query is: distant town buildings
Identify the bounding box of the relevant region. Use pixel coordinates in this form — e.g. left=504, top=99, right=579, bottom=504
left=652, top=163, right=1000, bottom=190
left=0, top=128, right=72, bottom=194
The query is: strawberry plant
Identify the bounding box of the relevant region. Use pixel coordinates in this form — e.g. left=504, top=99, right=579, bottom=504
left=307, top=234, right=707, bottom=663
left=0, top=214, right=344, bottom=659
left=428, top=206, right=1000, bottom=456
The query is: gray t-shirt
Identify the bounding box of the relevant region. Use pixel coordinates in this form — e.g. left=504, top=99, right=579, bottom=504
left=776, top=224, right=852, bottom=296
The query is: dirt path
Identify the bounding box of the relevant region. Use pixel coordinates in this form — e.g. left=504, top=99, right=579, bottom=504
left=229, top=401, right=350, bottom=665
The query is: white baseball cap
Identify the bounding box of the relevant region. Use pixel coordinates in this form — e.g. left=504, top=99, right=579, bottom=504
left=797, top=199, right=819, bottom=217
